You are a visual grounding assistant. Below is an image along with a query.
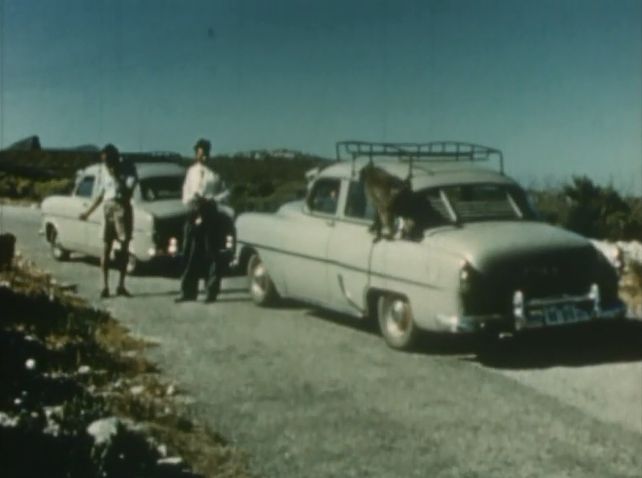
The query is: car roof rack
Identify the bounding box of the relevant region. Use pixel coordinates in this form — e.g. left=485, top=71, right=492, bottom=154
left=335, top=141, right=504, bottom=178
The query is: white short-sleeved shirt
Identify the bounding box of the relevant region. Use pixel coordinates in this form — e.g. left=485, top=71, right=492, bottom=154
left=182, top=162, right=223, bottom=205
left=96, top=165, right=137, bottom=202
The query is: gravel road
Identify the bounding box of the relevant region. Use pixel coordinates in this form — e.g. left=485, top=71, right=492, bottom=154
left=2, top=205, right=641, bottom=477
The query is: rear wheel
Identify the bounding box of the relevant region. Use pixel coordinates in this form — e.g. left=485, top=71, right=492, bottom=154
left=247, top=253, right=278, bottom=306
left=48, top=226, right=69, bottom=261
left=377, top=294, right=418, bottom=350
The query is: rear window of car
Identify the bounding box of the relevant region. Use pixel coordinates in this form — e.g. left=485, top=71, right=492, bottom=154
left=439, top=184, right=529, bottom=222
left=140, top=176, right=183, bottom=201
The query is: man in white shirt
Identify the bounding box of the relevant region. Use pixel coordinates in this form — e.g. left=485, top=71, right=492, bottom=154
left=182, top=139, right=227, bottom=207
left=176, top=138, right=227, bottom=302
left=79, top=144, right=137, bottom=298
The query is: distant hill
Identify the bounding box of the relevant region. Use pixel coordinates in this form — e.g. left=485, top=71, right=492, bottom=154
left=68, top=144, right=100, bottom=152
left=7, top=135, right=41, bottom=152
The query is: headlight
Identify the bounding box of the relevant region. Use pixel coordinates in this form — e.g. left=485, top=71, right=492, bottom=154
left=168, top=237, right=178, bottom=255
left=588, top=283, right=600, bottom=314
left=459, top=260, right=474, bottom=294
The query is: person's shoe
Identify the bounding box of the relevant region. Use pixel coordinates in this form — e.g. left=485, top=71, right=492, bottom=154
left=174, top=296, right=195, bottom=303
left=203, top=295, right=217, bottom=304
left=100, top=288, right=110, bottom=299
left=116, top=286, right=132, bottom=297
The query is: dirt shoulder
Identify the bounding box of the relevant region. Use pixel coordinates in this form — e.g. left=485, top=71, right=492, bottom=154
left=0, top=259, right=251, bottom=478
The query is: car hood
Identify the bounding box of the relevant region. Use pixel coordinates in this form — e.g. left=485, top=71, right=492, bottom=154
left=136, top=199, right=188, bottom=219
left=424, top=221, right=591, bottom=269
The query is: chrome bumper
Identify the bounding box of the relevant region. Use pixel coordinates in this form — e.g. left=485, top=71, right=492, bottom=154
left=436, top=284, right=626, bottom=334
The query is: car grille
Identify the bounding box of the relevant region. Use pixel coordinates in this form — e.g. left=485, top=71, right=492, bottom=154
left=153, top=215, right=185, bottom=249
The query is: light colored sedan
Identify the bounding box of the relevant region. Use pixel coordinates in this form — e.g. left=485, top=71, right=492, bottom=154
left=41, top=162, right=191, bottom=273
left=234, top=141, right=625, bottom=350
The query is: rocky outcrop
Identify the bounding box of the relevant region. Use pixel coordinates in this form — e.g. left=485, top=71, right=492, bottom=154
left=7, top=136, right=41, bottom=152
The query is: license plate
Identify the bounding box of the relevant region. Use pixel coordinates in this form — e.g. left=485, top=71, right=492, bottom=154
left=541, top=304, right=589, bottom=326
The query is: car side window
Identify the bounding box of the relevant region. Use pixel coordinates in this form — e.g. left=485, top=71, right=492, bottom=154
left=345, top=181, right=376, bottom=220
left=307, top=178, right=341, bottom=215
left=75, top=176, right=95, bottom=198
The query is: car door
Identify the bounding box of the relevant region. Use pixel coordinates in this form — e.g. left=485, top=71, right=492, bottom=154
left=59, top=173, right=96, bottom=252
left=281, top=177, right=342, bottom=304
left=83, top=168, right=107, bottom=255
left=326, top=179, right=378, bottom=316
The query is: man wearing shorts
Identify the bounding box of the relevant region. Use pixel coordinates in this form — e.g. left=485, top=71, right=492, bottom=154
left=80, top=144, right=137, bottom=298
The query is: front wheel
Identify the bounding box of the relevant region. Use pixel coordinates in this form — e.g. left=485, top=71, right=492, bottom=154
left=247, top=253, right=279, bottom=306
left=48, top=227, right=70, bottom=261
left=377, top=294, right=418, bottom=350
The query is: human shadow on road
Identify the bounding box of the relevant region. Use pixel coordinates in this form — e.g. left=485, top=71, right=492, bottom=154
left=471, top=320, right=642, bottom=369
left=66, top=255, right=182, bottom=278
left=126, top=290, right=178, bottom=298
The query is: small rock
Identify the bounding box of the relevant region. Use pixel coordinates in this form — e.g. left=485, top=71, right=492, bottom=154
left=130, top=385, right=145, bottom=395
left=157, top=444, right=168, bottom=457
left=78, top=365, right=91, bottom=375
left=166, top=384, right=176, bottom=396
left=25, top=358, right=36, bottom=370
left=0, top=412, right=19, bottom=428
left=13, top=398, right=22, bottom=406
left=157, top=457, right=183, bottom=466
left=87, top=417, right=119, bottom=446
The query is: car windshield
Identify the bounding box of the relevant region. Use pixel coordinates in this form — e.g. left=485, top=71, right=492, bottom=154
left=139, top=176, right=183, bottom=201
left=431, top=183, right=535, bottom=223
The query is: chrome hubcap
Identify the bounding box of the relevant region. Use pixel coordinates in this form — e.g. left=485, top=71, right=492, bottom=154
left=251, top=261, right=267, bottom=298
left=386, top=298, right=411, bottom=338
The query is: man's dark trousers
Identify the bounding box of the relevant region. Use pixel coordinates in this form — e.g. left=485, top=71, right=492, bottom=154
left=180, top=222, right=223, bottom=301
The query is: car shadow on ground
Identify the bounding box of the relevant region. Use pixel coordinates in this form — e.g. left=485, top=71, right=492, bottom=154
left=304, top=308, right=379, bottom=334
left=470, top=319, right=642, bottom=369
left=304, top=308, right=642, bottom=366
left=306, top=308, right=485, bottom=354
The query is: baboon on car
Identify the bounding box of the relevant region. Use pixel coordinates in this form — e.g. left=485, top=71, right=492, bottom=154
left=360, top=163, right=415, bottom=240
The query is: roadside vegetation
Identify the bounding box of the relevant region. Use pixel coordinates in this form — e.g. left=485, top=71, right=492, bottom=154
left=0, top=256, right=251, bottom=478
left=3, top=148, right=641, bottom=243
left=0, top=149, right=323, bottom=211
left=530, top=176, right=642, bottom=241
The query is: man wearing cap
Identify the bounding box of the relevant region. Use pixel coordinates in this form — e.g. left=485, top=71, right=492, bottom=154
left=175, top=138, right=228, bottom=302
left=79, top=144, right=137, bottom=298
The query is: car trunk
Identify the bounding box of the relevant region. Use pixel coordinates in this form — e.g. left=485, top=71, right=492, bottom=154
left=140, top=200, right=188, bottom=252
left=425, top=221, right=600, bottom=315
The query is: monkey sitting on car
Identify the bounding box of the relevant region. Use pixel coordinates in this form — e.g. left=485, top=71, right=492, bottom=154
left=360, top=163, right=419, bottom=241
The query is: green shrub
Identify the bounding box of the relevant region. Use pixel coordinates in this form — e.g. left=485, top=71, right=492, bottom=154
left=533, top=176, right=642, bottom=241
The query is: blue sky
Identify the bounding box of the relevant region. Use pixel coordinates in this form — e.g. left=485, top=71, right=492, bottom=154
left=1, top=0, right=641, bottom=191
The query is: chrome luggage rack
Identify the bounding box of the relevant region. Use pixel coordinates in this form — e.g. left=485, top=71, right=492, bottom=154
left=335, top=141, right=504, bottom=177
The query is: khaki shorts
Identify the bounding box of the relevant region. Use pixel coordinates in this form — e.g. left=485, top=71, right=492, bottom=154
left=103, top=200, right=132, bottom=243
